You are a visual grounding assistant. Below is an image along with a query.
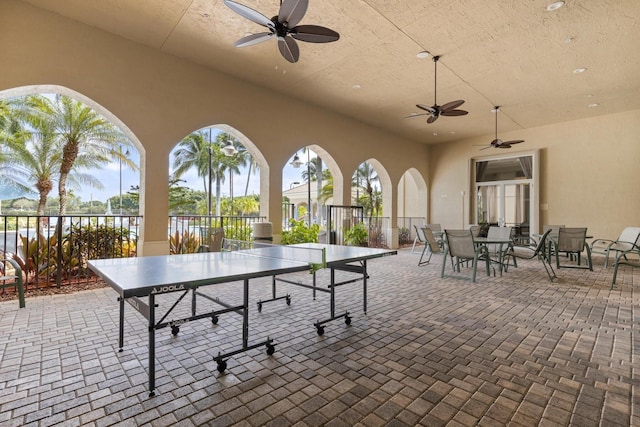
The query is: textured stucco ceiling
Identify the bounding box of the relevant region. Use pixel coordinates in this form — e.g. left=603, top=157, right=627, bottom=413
left=20, top=0, right=640, bottom=145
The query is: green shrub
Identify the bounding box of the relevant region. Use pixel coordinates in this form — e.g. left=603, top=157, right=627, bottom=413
left=343, top=222, right=368, bottom=246
left=281, top=219, right=320, bottom=244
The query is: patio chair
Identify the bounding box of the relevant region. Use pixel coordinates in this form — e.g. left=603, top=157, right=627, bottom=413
left=590, top=227, right=640, bottom=268
left=411, top=224, right=426, bottom=253
left=0, top=258, right=25, bottom=308
left=485, top=226, right=517, bottom=271
left=610, top=248, right=640, bottom=288
left=553, top=227, right=592, bottom=270
left=441, top=230, right=490, bottom=282
left=503, top=228, right=557, bottom=281
left=197, top=227, right=224, bottom=252
left=426, top=224, right=444, bottom=248
left=418, top=227, right=442, bottom=266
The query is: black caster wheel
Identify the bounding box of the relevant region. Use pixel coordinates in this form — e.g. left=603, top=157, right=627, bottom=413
left=216, top=359, right=227, bottom=373
left=316, top=325, right=325, bottom=336
left=171, top=326, right=180, bottom=336
left=286, top=296, right=291, bottom=306
left=257, top=302, right=262, bottom=313
left=211, top=315, right=218, bottom=325
left=345, top=316, right=352, bottom=326
left=266, top=344, right=275, bottom=355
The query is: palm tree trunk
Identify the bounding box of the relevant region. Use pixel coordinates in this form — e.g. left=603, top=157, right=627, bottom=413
left=215, top=174, right=222, bottom=217
left=58, top=172, right=69, bottom=215
left=244, top=162, right=252, bottom=197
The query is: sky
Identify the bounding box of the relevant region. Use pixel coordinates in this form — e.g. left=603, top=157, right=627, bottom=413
left=74, top=143, right=310, bottom=203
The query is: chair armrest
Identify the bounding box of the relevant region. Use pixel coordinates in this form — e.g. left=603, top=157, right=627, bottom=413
left=590, top=238, right=616, bottom=249
left=1, top=258, right=22, bottom=277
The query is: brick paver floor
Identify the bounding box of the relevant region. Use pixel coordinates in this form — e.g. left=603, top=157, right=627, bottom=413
left=0, top=248, right=638, bottom=426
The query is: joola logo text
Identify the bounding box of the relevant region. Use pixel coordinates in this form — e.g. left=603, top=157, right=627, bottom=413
left=151, top=284, right=185, bottom=294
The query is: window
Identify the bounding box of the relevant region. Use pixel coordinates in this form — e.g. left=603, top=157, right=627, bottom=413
left=473, top=151, right=539, bottom=240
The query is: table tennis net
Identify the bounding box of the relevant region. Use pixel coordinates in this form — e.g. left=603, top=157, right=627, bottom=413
left=222, top=239, right=326, bottom=268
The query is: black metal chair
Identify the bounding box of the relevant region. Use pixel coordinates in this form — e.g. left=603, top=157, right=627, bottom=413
left=503, top=229, right=557, bottom=281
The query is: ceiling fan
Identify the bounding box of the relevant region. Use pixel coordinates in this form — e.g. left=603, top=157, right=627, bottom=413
left=407, top=55, right=468, bottom=124
left=223, top=0, right=340, bottom=63
left=478, top=106, right=525, bottom=150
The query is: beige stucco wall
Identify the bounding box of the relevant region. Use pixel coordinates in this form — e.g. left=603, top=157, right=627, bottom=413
left=429, top=110, right=640, bottom=240
left=0, top=0, right=430, bottom=254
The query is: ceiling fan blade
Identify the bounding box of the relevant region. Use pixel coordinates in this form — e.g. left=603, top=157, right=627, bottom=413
left=427, top=115, right=439, bottom=124
left=405, top=112, right=430, bottom=119
left=480, top=145, right=492, bottom=150
left=440, top=99, right=465, bottom=112
left=498, top=145, right=513, bottom=149
left=503, top=140, right=524, bottom=145
left=279, top=0, right=308, bottom=27
left=440, top=109, right=468, bottom=117
left=224, top=0, right=274, bottom=29
left=278, top=36, right=300, bottom=63
left=233, top=32, right=274, bottom=47
left=290, top=25, right=340, bottom=43
left=416, top=104, right=437, bottom=114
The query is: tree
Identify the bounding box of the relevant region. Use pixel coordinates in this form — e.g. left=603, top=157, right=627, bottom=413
left=299, top=150, right=324, bottom=224
left=0, top=99, right=34, bottom=202
left=173, top=130, right=244, bottom=216
left=355, top=162, right=380, bottom=217
left=20, top=94, right=136, bottom=214
left=5, top=128, right=62, bottom=214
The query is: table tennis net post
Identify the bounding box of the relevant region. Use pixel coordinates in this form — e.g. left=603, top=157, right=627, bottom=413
left=222, top=239, right=326, bottom=269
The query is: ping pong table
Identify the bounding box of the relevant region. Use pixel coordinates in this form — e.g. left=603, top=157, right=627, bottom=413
left=88, top=242, right=396, bottom=397
left=258, top=243, right=397, bottom=335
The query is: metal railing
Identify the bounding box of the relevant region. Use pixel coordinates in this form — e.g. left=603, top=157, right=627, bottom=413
left=0, top=214, right=141, bottom=290
left=167, top=215, right=267, bottom=254
left=0, top=214, right=267, bottom=293
left=397, top=217, right=426, bottom=246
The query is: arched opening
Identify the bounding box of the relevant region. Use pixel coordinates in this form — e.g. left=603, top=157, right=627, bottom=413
left=397, top=168, right=428, bottom=247
left=167, top=125, right=268, bottom=252
left=281, top=145, right=338, bottom=243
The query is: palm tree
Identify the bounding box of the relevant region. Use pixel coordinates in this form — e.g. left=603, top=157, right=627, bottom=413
left=243, top=156, right=259, bottom=197
left=20, top=94, right=135, bottom=214
left=355, top=162, right=380, bottom=217
left=0, top=99, right=34, bottom=203
left=172, top=130, right=211, bottom=195
left=300, top=152, right=324, bottom=224
left=7, top=128, right=61, bottom=214
left=215, top=133, right=245, bottom=216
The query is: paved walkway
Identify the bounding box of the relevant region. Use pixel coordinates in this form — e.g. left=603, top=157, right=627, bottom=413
left=0, top=249, right=638, bottom=426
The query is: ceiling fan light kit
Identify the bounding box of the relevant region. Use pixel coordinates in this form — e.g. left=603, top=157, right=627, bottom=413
left=224, top=0, right=340, bottom=63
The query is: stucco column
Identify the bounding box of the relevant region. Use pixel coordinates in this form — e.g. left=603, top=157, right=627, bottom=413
left=262, top=166, right=283, bottom=243
left=138, top=146, right=170, bottom=256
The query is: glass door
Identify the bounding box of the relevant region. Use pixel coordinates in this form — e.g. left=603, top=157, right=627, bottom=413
left=474, top=153, right=538, bottom=242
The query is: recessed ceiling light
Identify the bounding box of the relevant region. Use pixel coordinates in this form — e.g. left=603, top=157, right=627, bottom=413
left=416, top=51, right=430, bottom=59
left=573, top=67, right=587, bottom=74
left=432, top=132, right=438, bottom=136
left=588, top=103, right=599, bottom=108
left=352, top=84, right=361, bottom=90
left=546, top=1, right=565, bottom=11
left=564, top=37, right=574, bottom=43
